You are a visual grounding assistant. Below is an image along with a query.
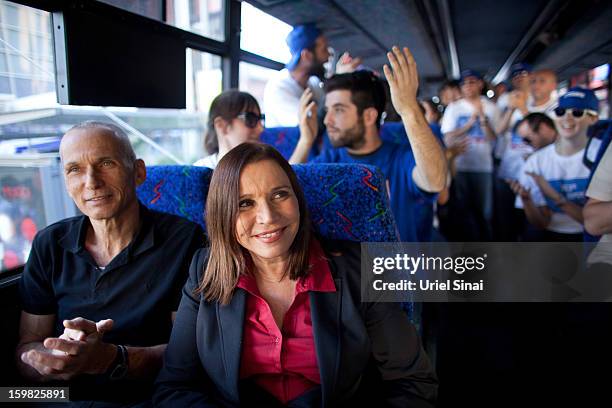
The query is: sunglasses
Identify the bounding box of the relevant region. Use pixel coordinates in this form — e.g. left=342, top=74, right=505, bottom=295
left=236, top=112, right=265, bottom=128
left=553, top=107, right=596, bottom=118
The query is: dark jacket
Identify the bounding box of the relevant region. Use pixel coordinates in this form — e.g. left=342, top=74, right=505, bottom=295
left=154, top=239, right=438, bottom=407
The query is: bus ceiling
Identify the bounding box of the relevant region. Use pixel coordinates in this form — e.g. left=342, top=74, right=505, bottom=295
left=248, top=0, right=612, bottom=93
left=11, top=0, right=612, bottom=98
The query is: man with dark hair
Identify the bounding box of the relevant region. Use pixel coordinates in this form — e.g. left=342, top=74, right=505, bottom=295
left=439, top=80, right=462, bottom=108
left=16, top=121, right=205, bottom=404
left=292, top=47, right=447, bottom=242
left=516, top=112, right=557, bottom=150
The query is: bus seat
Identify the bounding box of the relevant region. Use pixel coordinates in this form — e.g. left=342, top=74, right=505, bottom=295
left=137, top=163, right=398, bottom=243
left=294, top=163, right=399, bottom=242
left=136, top=165, right=212, bottom=230
left=260, top=126, right=301, bottom=160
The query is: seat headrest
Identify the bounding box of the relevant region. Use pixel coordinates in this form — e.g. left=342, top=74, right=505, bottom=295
left=136, top=165, right=212, bottom=229
left=294, top=163, right=398, bottom=242
left=138, top=163, right=398, bottom=242
left=259, top=127, right=301, bottom=160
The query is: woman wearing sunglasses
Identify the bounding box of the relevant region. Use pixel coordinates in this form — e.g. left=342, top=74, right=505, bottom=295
left=510, top=87, right=600, bottom=241
left=194, top=90, right=265, bottom=169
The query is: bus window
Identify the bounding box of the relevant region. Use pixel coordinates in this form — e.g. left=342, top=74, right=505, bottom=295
left=240, top=1, right=291, bottom=63
left=239, top=61, right=278, bottom=108
left=166, top=0, right=225, bottom=42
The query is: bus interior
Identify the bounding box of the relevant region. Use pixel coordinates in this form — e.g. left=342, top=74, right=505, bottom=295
left=1, top=0, right=611, bottom=406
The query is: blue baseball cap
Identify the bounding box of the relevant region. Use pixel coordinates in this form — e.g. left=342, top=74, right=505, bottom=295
left=286, top=23, right=321, bottom=71
left=509, top=62, right=532, bottom=78
left=459, top=69, right=482, bottom=84
left=558, top=87, right=599, bottom=112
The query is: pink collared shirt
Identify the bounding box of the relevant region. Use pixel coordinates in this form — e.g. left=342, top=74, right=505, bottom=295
left=237, top=239, right=336, bottom=404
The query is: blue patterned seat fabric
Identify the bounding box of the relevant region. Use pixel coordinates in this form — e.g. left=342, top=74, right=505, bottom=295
left=293, top=163, right=398, bottom=242
left=259, top=127, right=301, bottom=160
left=136, top=164, right=398, bottom=243
left=136, top=165, right=212, bottom=230
left=260, top=126, right=324, bottom=161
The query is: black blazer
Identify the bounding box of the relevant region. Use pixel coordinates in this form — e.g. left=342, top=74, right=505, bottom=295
left=154, top=240, right=437, bottom=407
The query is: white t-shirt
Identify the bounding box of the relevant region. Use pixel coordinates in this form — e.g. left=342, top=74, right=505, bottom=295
left=586, top=141, right=612, bottom=265
left=193, top=153, right=219, bottom=169
left=441, top=97, right=501, bottom=172
left=497, top=96, right=558, bottom=180
left=495, top=92, right=538, bottom=159
left=515, top=144, right=589, bottom=234
left=528, top=96, right=557, bottom=115
left=263, top=69, right=324, bottom=128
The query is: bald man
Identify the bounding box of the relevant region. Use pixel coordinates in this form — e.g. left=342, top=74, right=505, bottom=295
left=16, top=121, right=204, bottom=404
left=529, top=69, right=558, bottom=114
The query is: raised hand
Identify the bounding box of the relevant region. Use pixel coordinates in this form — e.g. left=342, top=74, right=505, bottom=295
left=298, top=88, right=318, bottom=145
left=526, top=171, right=563, bottom=202
left=382, top=46, right=420, bottom=117
left=507, top=179, right=531, bottom=201
left=509, top=90, right=528, bottom=112
left=335, top=52, right=362, bottom=74
left=447, top=134, right=470, bottom=157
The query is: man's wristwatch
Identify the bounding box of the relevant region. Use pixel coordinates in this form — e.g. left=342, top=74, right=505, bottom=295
left=106, top=344, right=129, bottom=380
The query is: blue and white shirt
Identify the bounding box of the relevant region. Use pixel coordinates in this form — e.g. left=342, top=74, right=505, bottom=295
left=516, top=143, right=589, bottom=234
left=441, top=97, right=500, bottom=173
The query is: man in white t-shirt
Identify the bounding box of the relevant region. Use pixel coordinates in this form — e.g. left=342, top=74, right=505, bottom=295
left=263, top=24, right=329, bottom=128
left=510, top=87, right=599, bottom=241
left=263, top=24, right=362, bottom=128
left=529, top=69, right=558, bottom=113
left=441, top=70, right=500, bottom=240
left=497, top=69, right=558, bottom=180
left=496, top=63, right=532, bottom=134
left=494, top=68, right=559, bottom=240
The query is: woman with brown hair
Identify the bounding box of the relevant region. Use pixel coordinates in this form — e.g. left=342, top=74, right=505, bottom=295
left=193, top=90, right=265, bottom=169
left=155, top=142, right=437, bottom=407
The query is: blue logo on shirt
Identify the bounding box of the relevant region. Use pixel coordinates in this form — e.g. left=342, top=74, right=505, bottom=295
left=510, top=130, right=528, bottom=149
left=545, top=178, right=588, bottom=212
left=457, top=115, right=485, bottom=140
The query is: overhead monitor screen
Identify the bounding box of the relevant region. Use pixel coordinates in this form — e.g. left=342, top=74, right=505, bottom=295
left=52, top=7, right=186, bottom=109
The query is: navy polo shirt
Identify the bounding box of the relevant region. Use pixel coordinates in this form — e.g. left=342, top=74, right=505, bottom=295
left=19, top=203, right=205, bottom=347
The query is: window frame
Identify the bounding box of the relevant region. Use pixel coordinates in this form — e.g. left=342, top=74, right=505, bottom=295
left=2, top=0, right=286, bottom=275
left=12, top=0, right=284, bottom=91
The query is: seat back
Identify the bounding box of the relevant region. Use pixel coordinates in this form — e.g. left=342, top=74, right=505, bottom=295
left=294, top=163, right=399, bottom=242
left=138, top=164, right=398, bottom=242
left=136, top=165, right=212, bottom=229
left=259, top=127, right=301, bottom=160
